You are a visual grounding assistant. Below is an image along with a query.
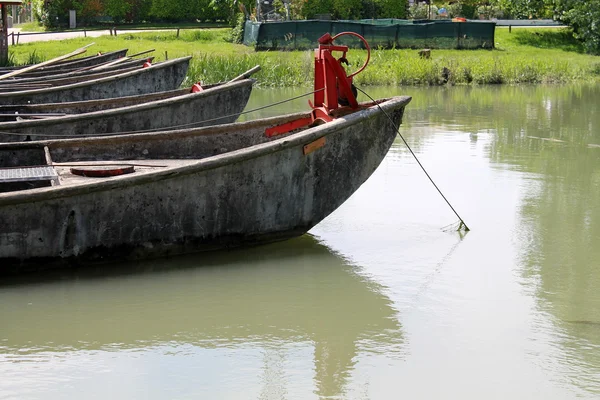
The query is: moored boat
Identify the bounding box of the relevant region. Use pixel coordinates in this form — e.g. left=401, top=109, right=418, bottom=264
left=0, top=95, right=410, bottom=274
left=0, top=57, right=190, bottom=105
left=0, top=62, right=151, bottom=92
left=0, top=32, right=411, bottom=275
left=0, top=78, right=255, bottom=141
left=0, top=49, right=130, bottom=75
left=0, top=57, right=154, bottom=88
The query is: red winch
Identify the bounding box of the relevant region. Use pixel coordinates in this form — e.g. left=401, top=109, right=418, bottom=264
left=265, top=32, right=371, bottom=137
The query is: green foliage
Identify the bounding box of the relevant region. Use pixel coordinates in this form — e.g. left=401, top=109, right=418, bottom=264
left=302, top=0, right=334, bottom=19
left=333, top=0, right=363, bottom=19
left=409, top=3, right=436, bottom=19
left=374, top=0, right=408, bottom=19
left=25, top=50, right=46, bottom=64
left=476, top=4, right=503, bottom=19
left=31, top=0, right=411, bottom=25
left=126, top=0, right=153, bottom=23
left=496, top=0, right=552, bottom=19
left=230, top=13, right=246, bottom=44
left=554, top=0, right=600, bottom=55
left=104, top=0, right=131, bottom=24
left=36, top=0, right=71, bottom=28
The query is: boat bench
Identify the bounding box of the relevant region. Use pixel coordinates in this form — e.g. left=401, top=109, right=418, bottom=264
left=0, top=166, right=58, bottom=193
left=0, top=146, right=59, bottom=193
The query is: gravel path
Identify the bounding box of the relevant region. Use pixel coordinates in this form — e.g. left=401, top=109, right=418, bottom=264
left=7, top=28, right=171, bottom=44
left=8, top=28, right=114, bottom=44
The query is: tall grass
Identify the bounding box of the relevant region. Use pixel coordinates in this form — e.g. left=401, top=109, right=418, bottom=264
left=6, top=26, right=600, bottom=87
left=184, top=52, right=313, bottom=87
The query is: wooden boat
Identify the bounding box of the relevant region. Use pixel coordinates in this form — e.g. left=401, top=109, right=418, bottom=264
left=0, top=60, right=155, bottom=92
left=0, top=49, right=129, bottom=75
left=0, top=78, right=255, bottom=141
left=0, top=96, right=410, bottom=274
left=0, top=32, right=411, bottom=274
left=0, top=57, right=153, bottom=88
left=0, top=57, right=190, bottom=105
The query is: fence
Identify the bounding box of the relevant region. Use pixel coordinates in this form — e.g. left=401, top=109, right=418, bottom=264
left=243, top=19, right=496, bottom=51
left=7, top=26, right=214, bottom=46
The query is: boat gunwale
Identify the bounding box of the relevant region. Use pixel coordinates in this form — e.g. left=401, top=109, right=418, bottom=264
left=0, top=58, right=154, bottom=85
left=0, top=57, right=192, bottom=99
left=0, top=95, right=411, bottom=206
left=0, top=79, right=255, bottom=131
left=0, top=49, right=129, bottom=73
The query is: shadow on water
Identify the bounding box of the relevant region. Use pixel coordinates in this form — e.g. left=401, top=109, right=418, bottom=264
left=0, top=234, right=404, bottom=399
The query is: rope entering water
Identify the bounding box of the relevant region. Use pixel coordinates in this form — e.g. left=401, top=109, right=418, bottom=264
left=356, top=86, right=470, bottom=232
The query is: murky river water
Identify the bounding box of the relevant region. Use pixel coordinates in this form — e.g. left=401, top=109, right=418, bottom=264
left=2, top=84, right=600, bottom=399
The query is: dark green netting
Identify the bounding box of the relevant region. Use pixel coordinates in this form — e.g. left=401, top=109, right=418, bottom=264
left=243, top=20, right=495, bottom=50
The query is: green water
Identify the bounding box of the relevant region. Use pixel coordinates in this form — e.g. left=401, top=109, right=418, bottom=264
left=1, top=84, right=600, bottom=399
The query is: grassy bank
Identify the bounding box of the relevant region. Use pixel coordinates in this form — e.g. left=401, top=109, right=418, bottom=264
left=8, top=27, right=600, bottom=87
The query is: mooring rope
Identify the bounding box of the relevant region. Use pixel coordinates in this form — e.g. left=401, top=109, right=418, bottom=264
left=0, top=83, right=469, bottom=232
left=356, top=86, right=470, bottom=232
left=0, top=88, right=325, bottom=138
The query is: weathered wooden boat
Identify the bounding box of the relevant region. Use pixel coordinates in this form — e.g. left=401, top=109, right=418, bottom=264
left=0, top=59, right=155, bottom=92
left=0, top=57, right=153, bottom=89
left=0, top=32, right=410, bottom=275
left=0, top=78, right=255, bottom=141
left=0, top=57, right=190, bottom=105
left=0, top=49, right=129, bottom=75
left=0, top=95, right=410, bottom=274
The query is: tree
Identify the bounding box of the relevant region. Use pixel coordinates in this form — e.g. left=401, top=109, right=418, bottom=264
left=373, top=0, right=408, bottom=19
left=554, top=0, right=600, bottom=54
left=496, top=0, right=551, bottom=19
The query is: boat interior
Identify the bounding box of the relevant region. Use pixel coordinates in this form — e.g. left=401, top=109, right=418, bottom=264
left=0, top=110, right=313, bottom=193
left=0, top=98, right=394, bottom=194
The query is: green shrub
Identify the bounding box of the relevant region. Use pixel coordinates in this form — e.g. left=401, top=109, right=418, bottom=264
left=230, top=13, right=245, bottom=44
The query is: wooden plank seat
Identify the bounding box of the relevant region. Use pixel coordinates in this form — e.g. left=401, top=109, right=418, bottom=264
left=0, top=166, right=58, bottom=183
left=0, top=165, right=58, bottom=192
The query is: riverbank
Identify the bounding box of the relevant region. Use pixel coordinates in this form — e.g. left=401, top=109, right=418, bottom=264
left=7, top=26, right=600, bottom=87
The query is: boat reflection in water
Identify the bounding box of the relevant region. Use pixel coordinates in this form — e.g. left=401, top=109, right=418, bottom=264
left=0, top=235, right=404, bottom=398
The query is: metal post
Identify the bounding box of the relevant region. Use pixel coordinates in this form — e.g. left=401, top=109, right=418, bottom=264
left=176, top=28, right=180, bottom=38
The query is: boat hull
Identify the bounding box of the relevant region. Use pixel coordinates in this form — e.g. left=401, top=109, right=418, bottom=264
left=0, top=58, right=154, bottom=89
left=0, top=57, right=190, bottom=105
left=0, top=96, right=410, bottom=274
left=0, top=49, right=129, bottom=75
left=0, top=80, right=254, bottom=142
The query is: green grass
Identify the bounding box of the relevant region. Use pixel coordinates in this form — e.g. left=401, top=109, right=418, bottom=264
left=14, top=21, right=46, bottom=32
left=6, top=26, right=600, bottom=87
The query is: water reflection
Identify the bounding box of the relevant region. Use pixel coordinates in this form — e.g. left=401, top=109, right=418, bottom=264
left=4, top=83, right=600, bottom=398
left=0, top=235, right=404, bottom=399
left=458, top=83, right=600, bottom=395
left=402, top=82, right=600, bottom=396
